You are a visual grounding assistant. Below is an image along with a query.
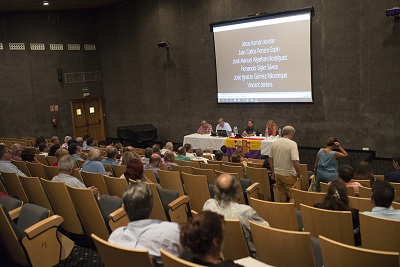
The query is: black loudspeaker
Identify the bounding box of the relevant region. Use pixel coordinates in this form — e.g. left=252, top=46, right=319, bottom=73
left=57, top=67, right=63, bottom=82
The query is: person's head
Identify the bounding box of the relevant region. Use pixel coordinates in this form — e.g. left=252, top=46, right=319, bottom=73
left=321, top=180, right=349, bottom=211
left=354, top=161, right=375, bottom=186
left=180, top=211, right=225, bottom=259
left=220, top=145, right=227, bottom=154
left=338, top=164, right=354, bottom=183
left=151, top=144, right=161, bottom=154
left=105, top=139, right=114, bottom=146
left=121, top=151, right=138, bottom=166
left=164, top=151, right=175, bottom=162
left=0, top=145, right=11, bottom=160
left=393, top=154, right=400, bottom=170
left=55, top=148, right=69, bottom=160
left=10, top=143, right=23, bottom=157
left=177, top=146, right=187, bottom=156
left=282, top=125, right=295, bottom=138
left=51, top=136, right=59, bottom=145
left=114, top=143, right=123, bottom=152
left=34, top=136, right=46, bottom=147
left=38, top=142, right=49, bottom=153
left=123, top=182, right=153, bottom=221
left=105, top=145, right=118, bottom=159
left=21, top=148, right=36, bottom=162
left=205, top=147, right=214, bottom=154
left=68, top=143, right=78, bottom=155
left=218, top=118, right=225, bottom=127
left=201, top=120, right=208, bottom=126
left=67, top=139, right=77, bottom=146
left=124, top=158, right=144, bottom=181
left=247, top=119, right=254, bottom=128
left=184, top=143, right=193, bottom=153
left=88, top=149, right=102, bottom=161
left=48, top=144, right=61, bottom=156
left=195, top=149, right=203, bottom=157
left=144, top=147, right=153, bottom=158
left=164, top=142, right=173, bottom=151
left=214, top=173, right=241, bottom=203
left=149, top=153, right=162, bottom=166
left=64, top=136, right=72, bottom=144
left=123, top=146, right=134, bottom=153
left=326, top=137, right=338, bottom=147
left=214, top=150, right=223, bottom=161
left=266, top=119, right=276, bottom=128
left=58, top=155, right=76, bottom=175
left=371, top=180, right=395, bottom=208
left=231, top=154, right=242, bottom=163
left=86, top=137, right=94, bottom=146
left=76, top=137, right=84, bottom=146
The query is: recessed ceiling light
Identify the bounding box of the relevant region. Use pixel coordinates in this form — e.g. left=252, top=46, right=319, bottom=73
left=43, top=1, right=49, bottom=6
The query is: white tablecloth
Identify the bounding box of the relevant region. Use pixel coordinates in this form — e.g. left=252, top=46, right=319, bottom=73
left=183, top=134, right=278, bottom=156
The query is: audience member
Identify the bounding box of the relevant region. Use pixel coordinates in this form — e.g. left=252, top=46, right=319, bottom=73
left=83, top=137, right=95, bottom=150
left=203, top=173, right=269, bottom=253
left=81, top=149, right=107, bottom=175
left=363, top=180, right=400, bottom=220
left=68, top=143, right=84, bottom=163
left=180, top=211, right=244, bottom=267
left=175, top=146, right=192, bottom=162
left=51, top=136, right=60, bottom=145
left=220, top=145, right=227, bottom=155
left=160, top=142, right=174, bottom=155
left=108, top=182, right=182, bottom=260
left=121, top=151, right=138, bottom=166
left=101, top=145, right=119, bottom=165
left=197, top=120, right=213, bottom=134
left=145, top=154, right=166, bottom=179
left=216, top=118, right=232, bottom=135
left=10, top=143, right=23, bottom=161
left=314, top=137, right=348, bottom=191
left=184, top=143, right=196, bottom=160
left=314, top=180, right=360, bottom=245
left=193, top=149, right=208, bottom=163
left=38, top=142, right=49, bottom=156
left=242, top=119, right=257, bottom=137
left=265, top=119, right=278, bottom=136
left=384, top=154, right=400, bottom=183
left=214, top=150, right=224, bottom=161
left=0, top=144, right=27, bottom=176
left=354, top=161, right=375, bottom=187
left=151, top=144, right=161, bottom=156
left=76, top=137, right=84, bottom=148
left=52, top=148, right=69, bottom=166
left=231, top=148, right=244, bottom=163
left=122, top=158, right=152, bottom=183
left=48, top=144, right=60, bottom=157
left=62, top=136, right=72, bottom=148
left=339, top=164, right=361, bottom=196
left=203, top=147, right=215, bottom=160
left=164, top=151, right=177, bottom=170
left=34, top=136, right=46, bottom=148
left=141, top=147, right=153, bottom=165
left=269, top=125, right=300, bottom=202
left=21, top=148, right=36, bottom=162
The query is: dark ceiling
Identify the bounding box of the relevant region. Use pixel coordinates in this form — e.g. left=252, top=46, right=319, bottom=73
left=0, top=0, right=125, bottom=11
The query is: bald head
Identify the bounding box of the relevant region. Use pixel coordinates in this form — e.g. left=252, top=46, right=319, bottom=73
left=214, top=173, right=241, bottom=203
left=149, top=153, right=162, bottom=166
left=88, top=149, right=102, bottom=161
left=282, top=125, right=296, bottom=138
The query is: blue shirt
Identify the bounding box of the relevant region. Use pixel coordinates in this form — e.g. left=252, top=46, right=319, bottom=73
left=82, top=160, right=107, bottom=175
left=385, top=169, right=400, bottom=183
left=0, top=161, right=27, bottom=177
left=70, top=154, right=83, bottom=162
left=101, top=158, right=118, bottom=165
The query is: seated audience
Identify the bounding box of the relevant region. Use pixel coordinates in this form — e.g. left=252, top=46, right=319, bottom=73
left=48, top=144, right=60, bottom=157
left=180, top=211, right=244, bottom=267
left=10, top=143, right=23, bottom=161
left=193, top=149, right=208, bottom=163
left=231, top=148, right=244, bottom=163
left=152, top=144, right=162, bottom=156
left=203, top=173, right=269, bottom=253
left=160, top=142, right=174, bottom=155
left=51, top=148, right=69, bottom=166
left=141, top=147, right=153, bottom=165
left=314, top=180, right=360, bottom=245
left=363, top=180, right=400, bottom=220
left=0, top=144, right=27, bottom=176
left=83, top=137, right=95, bottom=150
left=354, top=160, right=375, bottom=187
left=338, top=164, right=361, bottom=196
left=164, top=151, right=177, bottom=170
left=38, top=142, right=49, bottom=156
left=81, top=149, right=107, bottom=175
left=145, top=154, right=166, bottom=179
left=214, top=150, right=224, bottom=161
left=175, top=146, right=192, bottom=162
left=122, top=158, right=152, bottom=183
left=51, top=136, right=60, bottom=145
left=384, top=154, right=400, bottom=183
left=108, top=182, right=182, bottom=261
left=62, top=135, right=72, bottom=148
left=101, top=145, right=119, bottom=165
left=68, top=143, right=84, bottom=163
left=184, top=143, right=196, bottom=160
left=121, top=151, right=138, bottom=166
left=197, top=120, right=213, bottom=134
left=76, top=137, right=84, bottom=148
left=21, top=147, right=37, bottom=162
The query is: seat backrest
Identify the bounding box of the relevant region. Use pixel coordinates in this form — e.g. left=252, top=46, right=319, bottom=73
left=181, top=172, right=211, bottom=213
left=358, top=186, right=372, bottom=198
left=359, top=212, right=400, bottom=252
left=46, top=156, right=58, bottom=166
left=91, top=233, right=154, bottom=267
left=103, top=175, right=128, bottom=197
left=191, top=167, right=215, bottom=185
left=207, top=160, right=224, bottom=167
left=245, top=182, right=260, bottom=200
left=348, top=196, right=373, bottom=212
left=245, top=166, right=271, bottom=200
left=374, top=175, right=384, bottom=181
left=81, top=170, right=110, bottom=195
left=40, top=178, right=84, bottom=235
left=26, top=161, right=48, bottom=180
left=143, top=169, right=157, bottom=184
left=181, top=161, right=200, bottom=168
left=171, top=164, right=192, bottom=174
left=223, top=219, right=250, bottom=260
left=113, top=164, right=127, bottom=178
left=36, top=154, right=49, bottom=166
left=67, top=185, right=110, bottom=239
left=148, top=183, right=168, bottom=221
left=224, top=162, right=243, bottom=167
left=222, top=165, right=244, bottom=178
left=249, top=198, right=298, bottom=231
left=160, top=248, right=203, bottom=267
left=249, top=221, right=315, bottom=267
left=390, top=182, right=400, bottom=199
left=246, top=162, right=263, bottom=168
left=11, top=160, right=31, bottom=176
left=301, top=204, right=354, bottom=245
left=346, top=186, right=356, bottom=197
left=132, top=148, right=144, bottom=155
left=319, top=235, right=399, bottom=267
left=299, top=164, right=309, bottom=191
left=19, top=176, right=54, bottom=215
left=168, top=195, right=190, bottom=226
left=73, top=168, right=85, bottom=184
left=1, top=171, right=29, bottom=203
left=320, top=182, right=329, bottom=193
left=158, top=169, right=185, bottom=196
left=43, top=165, right=59, bottom=180
left=293, top=189, right=325, bottom=210
left=200, top=162, right=221, bottom=171
left=76, top=159, right=86, bottom=167
left=102, top=163, right=114, bottom=176
left=0, top=178, right=8, bottom=194
left=392, top=201, right=400, bottom=210
left=0, top=196, right=23, bottom=212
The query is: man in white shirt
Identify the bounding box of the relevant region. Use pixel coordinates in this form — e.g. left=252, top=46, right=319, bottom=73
left=215, top=118, right=232, bottom=135
left=0, top=144, right=27, bottom=177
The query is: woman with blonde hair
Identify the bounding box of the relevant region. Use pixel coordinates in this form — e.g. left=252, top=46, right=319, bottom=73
left=120, top=151, right=139, bottom=166
left=314, top=137, right=348, bottom=191
left=265, top=119, right=278, bottom=136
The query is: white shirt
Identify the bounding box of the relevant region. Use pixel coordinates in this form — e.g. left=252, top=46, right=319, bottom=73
left=216, top=122, right=232, bottom=134
left=270, top=137, right=299, bottom=177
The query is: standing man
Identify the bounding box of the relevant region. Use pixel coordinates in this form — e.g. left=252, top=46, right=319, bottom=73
left=197, top=120, right=213, bottom=134
left=269, top=125, right=300, bottom=202
left=215, top=118, right=232, bottom=135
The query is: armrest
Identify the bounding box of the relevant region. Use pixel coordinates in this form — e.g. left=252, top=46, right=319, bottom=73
left=245, top=182, right=259, bottom=194
left=109, top=207, right=126, bottom=222
left=24, top=215, right=63, bottom=239
left=168, top=195, right=190, bottom=211
left=9, top=206, right=22, bottom=220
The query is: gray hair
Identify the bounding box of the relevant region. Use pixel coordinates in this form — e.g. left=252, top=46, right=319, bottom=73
left=58, top=156, right=76, bottom=172
left=282, top=125, right=295, bottom=136
left=165, top=142, right=173, bottom=151
left=89, top=149, right=102, bottom=161
left=64, top=136, right=72, bottom=143
left=214, top=174, right=241, bottom=203
left=123, top=182, right=153, bottom=221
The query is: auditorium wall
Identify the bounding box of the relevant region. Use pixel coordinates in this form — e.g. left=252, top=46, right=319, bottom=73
left=0, top=1, right=399, bottom=158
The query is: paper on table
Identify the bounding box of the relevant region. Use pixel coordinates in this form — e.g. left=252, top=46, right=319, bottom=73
left=234, top=257, right=275, bottom=267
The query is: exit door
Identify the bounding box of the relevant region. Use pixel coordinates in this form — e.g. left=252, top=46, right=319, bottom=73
left=70, top=97, right=106, bottom=141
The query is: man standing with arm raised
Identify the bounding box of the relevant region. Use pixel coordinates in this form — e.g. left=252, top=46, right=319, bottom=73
left=269, top=125, right=300, bottom=203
